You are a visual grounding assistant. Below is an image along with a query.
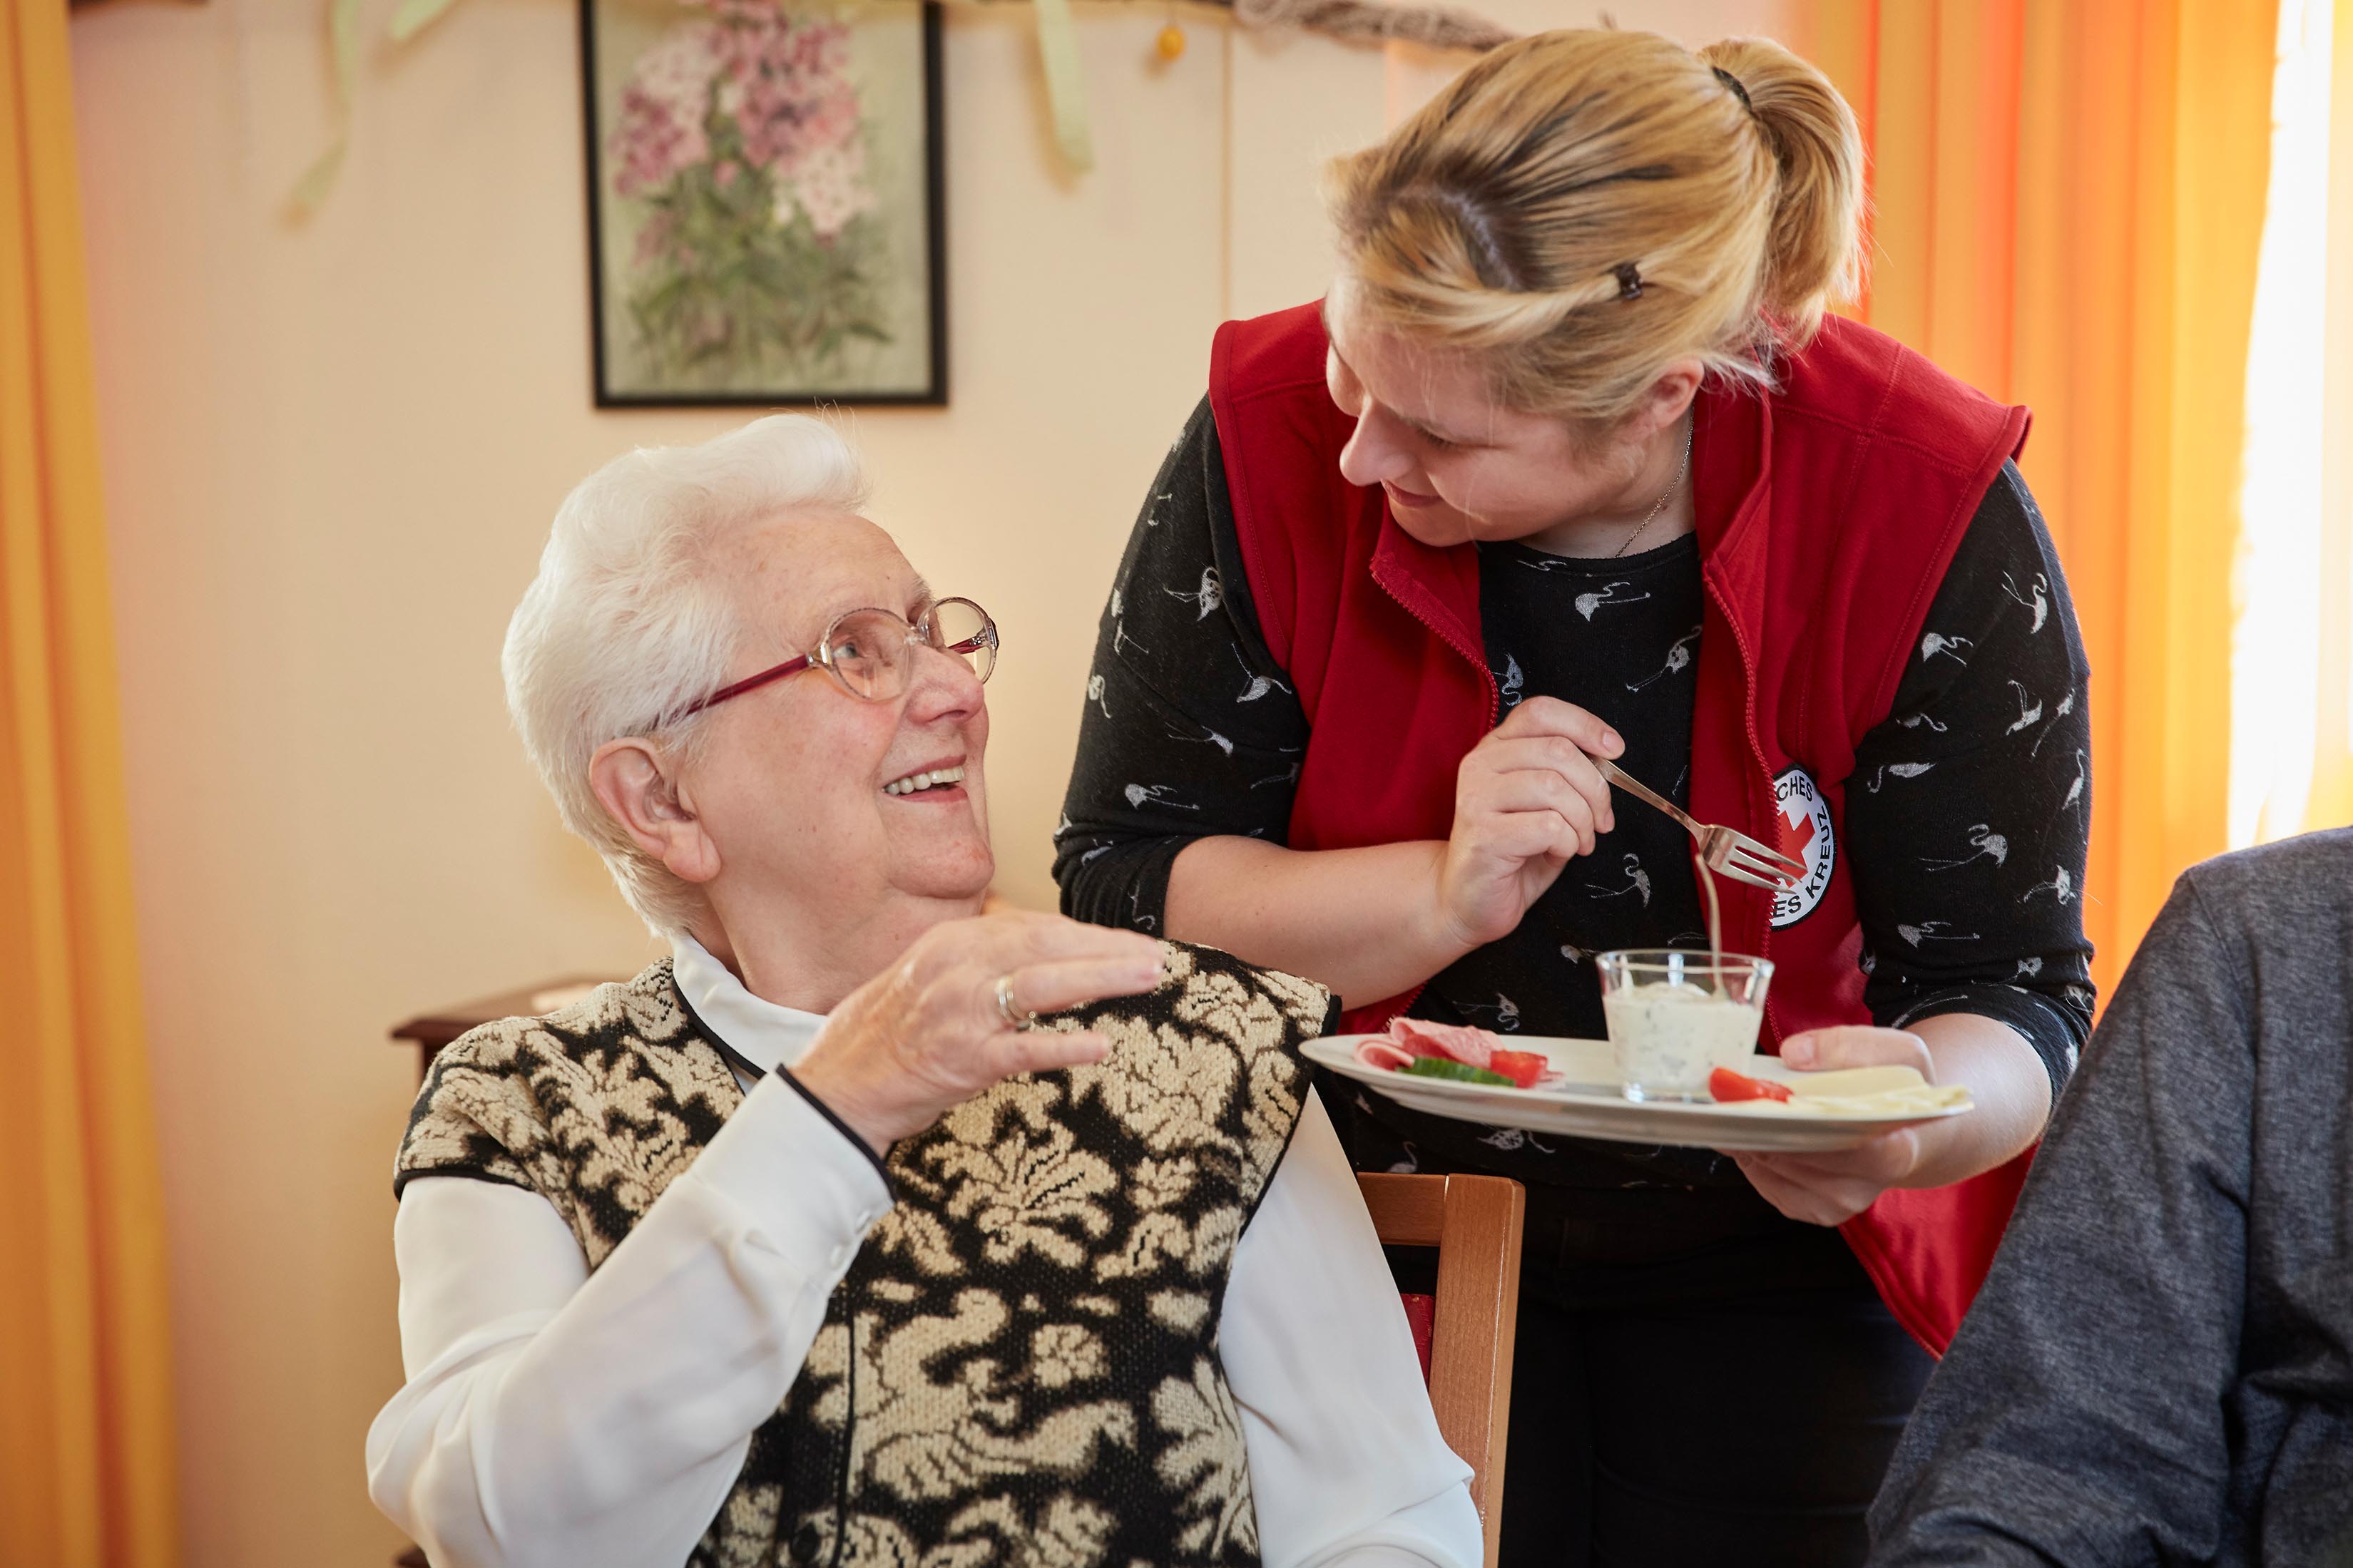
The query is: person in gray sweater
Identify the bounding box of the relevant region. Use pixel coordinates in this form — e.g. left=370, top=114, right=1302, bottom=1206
left=1867, top=829, right=2353, bottom=1567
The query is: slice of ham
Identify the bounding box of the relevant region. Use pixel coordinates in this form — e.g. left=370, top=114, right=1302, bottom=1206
left=1389, top=1018, right=1499, bottom=1070
left=1354, top=1016, right=1514, bottom=1077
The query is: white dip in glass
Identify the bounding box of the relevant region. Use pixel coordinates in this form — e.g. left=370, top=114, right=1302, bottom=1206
left=1595, top=950, right=1773, bottom=1102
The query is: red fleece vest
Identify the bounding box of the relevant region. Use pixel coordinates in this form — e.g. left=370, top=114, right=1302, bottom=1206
left=1207, top=302, right=2034, bottom=1354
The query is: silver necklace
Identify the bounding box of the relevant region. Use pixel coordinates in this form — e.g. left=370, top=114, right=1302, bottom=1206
left=1611, top=421, right=1694, bottom=559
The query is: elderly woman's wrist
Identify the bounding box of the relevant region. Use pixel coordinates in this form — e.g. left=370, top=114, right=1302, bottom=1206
left=787, top=1059, right=894, bottom=1156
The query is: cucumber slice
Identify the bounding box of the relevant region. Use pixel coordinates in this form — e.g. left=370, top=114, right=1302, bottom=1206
left=1398, top=1057, right=1515, bottom=1087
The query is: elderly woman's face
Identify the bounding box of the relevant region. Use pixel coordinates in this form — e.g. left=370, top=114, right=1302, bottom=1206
left=689, top=513, right=992, bottom=913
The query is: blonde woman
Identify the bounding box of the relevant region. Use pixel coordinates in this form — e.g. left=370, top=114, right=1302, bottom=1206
left=1057, top=29, right=2093, bottom=1567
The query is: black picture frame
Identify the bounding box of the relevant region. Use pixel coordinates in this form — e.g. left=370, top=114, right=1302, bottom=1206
left=578, top=0, right=947, bottom=408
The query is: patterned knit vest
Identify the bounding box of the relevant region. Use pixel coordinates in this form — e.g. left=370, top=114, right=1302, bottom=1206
left=394, top=941, right=1332, bottom=1568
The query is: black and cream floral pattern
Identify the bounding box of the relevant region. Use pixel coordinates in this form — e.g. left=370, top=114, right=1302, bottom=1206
left=396, top=943, right=1332, bottom=1568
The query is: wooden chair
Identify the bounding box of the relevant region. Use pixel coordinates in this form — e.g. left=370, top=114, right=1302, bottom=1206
left=1357, top=1172, right=1526, bottom=1567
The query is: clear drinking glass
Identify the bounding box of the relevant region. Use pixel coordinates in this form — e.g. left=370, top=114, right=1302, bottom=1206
left=1595, top=950, right=1774, bottom=1103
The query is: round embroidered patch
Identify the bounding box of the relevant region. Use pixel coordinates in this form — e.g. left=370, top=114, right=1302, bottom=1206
left=1768, top=765, right=1837, bottom=928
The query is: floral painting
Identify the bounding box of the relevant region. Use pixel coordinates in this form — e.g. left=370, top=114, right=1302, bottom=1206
left=583, top=0, right=944, bottom=405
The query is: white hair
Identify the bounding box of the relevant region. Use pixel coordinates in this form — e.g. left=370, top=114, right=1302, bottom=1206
left=503, top=414, right=872, bottom=933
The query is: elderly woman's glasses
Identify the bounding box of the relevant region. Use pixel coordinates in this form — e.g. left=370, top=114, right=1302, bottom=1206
left=679, top=598, right=998, bottom=717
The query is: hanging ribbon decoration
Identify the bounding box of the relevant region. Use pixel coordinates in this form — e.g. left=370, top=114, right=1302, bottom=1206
left=286, top=0, right=481, bottom=215
left=1030, top=0, right=1094, bottom=171
left=387, top=0, right=466, bottom=41
left=288, top=0, right=365, bottom=217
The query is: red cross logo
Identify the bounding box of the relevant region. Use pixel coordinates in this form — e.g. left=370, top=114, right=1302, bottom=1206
left=1775, top=803, right=1818, bottom=864
left=1768, top=765, right=1836, bottom=928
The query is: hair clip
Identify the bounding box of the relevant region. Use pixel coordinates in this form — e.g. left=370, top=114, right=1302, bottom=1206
left=1613, top=262, right=1643, bottom=300
left=1713, top=65, right=1755, bottom=113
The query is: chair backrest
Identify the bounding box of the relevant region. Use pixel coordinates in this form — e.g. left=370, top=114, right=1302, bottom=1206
left=1356, top=1172, right=1526, bottom=1567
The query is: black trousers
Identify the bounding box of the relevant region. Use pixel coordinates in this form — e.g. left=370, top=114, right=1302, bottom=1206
left=1396, top=1189, right=1934, bottom=1568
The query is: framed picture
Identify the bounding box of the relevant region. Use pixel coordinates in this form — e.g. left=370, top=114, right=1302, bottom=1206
left=580, top=0, right=946, bottom=406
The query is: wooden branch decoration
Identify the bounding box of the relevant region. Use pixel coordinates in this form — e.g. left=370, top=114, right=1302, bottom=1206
left=1220, top=0, right=1514, bottom=52
left=941, top=0, right=1515, bottom=170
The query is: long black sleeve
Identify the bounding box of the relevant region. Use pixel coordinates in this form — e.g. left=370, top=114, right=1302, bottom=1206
left=1054, top=399, right=1307, bottom=932
left=1845, top=462, right=2096, bottom=1098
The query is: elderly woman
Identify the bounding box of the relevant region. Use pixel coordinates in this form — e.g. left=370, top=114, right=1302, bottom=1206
left=363, top=416, right=1479, bottom=1568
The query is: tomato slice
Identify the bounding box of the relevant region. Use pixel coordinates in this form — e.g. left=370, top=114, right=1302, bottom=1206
left=1708, top=1066, right=1794, bottom=1103
left=1486, top=1050, right=1549, bottom=1090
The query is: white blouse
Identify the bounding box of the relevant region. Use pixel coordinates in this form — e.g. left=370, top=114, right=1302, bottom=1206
left=365, top=936, right=1482, bottom=1568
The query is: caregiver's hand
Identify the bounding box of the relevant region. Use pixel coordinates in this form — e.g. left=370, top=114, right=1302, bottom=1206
left=1723, top=1026, right=1935, bottom=1226
left=1433, top=697, right=1624, bottom=950
left=793, top=913, right=1164, bottom=1154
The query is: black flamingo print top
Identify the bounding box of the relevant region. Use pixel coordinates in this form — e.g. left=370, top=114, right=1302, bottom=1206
left=1056, top=399, right=2094, bottom=1198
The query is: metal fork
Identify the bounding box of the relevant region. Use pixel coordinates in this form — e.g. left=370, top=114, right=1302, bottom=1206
left=1596, top=758, right=1806, bottom=893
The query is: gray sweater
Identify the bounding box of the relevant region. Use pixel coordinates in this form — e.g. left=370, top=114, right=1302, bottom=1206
left=1868, top=829, right=2353, bottom=1568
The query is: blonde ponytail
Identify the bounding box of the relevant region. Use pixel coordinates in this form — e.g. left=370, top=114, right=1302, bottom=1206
left=1326, top=29, right=1866, bottom=429
left=1698, top=36, right=1867, bottom=342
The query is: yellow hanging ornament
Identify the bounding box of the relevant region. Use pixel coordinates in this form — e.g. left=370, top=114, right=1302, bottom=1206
left=1156, top=21, right=1187, bottom=59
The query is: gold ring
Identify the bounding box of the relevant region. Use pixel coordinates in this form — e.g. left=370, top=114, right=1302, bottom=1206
left=994, top=973, right=1037, bottom=1030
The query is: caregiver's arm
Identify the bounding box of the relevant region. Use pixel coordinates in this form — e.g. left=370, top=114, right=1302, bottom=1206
left=1732, top=463, right=2094, bottom=1222
left=365, top=1076, right=891, bottom=1568
left=1056, top=401, right=1614, bottom=1007
left=1734, top=1015, right=2053, bottom=1226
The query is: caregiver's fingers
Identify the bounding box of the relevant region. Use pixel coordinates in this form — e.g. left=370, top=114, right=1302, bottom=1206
left=1472, top=734, right=1616, bottom=833
left=1732, top=1129, right=1922, bottom=1189
left=1465, top=769, right=1603, bottom=856
left=1477, top=808, right=1591, bottom=864
left=1728, top=1151, right=1887, bottom=1227
left=1780, top=1025, right=1935, bottom=1078
left=1495, top=695, right=1623, bottom=759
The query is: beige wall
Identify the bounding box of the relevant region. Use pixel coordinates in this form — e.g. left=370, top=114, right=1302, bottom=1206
left=67, top=0, right=1789, bottom=1560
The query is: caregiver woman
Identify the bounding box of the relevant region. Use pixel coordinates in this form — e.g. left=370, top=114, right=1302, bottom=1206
left=1056, top=27, right=2096, bottom=1568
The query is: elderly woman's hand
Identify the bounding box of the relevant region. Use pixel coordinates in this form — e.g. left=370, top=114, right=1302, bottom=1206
left=791, top=913, right=1165, bottom=1153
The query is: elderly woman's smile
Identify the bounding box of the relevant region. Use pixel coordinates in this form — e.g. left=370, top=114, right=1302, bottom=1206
left=882, top=764, right=966, bottom=796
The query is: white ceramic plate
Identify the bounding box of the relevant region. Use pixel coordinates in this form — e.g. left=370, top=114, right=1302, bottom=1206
left=1303, top=1034, right=1975, bottom=1152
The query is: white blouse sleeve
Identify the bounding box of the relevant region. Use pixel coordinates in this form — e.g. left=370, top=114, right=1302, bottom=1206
left=1221, top=1089, right=1486, bottom=1568
left=363, top=1073, right=893, bottom=1568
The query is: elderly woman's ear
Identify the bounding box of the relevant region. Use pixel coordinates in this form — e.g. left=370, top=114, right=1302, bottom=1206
left=589, top=736, right=723, bottom=887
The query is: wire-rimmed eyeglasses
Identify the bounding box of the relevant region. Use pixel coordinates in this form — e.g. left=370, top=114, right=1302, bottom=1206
left=678, top=597, right=998, bottom=718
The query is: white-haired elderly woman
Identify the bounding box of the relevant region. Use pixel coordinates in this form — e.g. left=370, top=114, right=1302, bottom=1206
left=364, top=416, right=1481, bottom=1568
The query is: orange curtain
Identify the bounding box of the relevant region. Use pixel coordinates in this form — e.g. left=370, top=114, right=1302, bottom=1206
left=1797, top=0, right=2280, bottom=998
left=0, top=0, right=180, bottom=1563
